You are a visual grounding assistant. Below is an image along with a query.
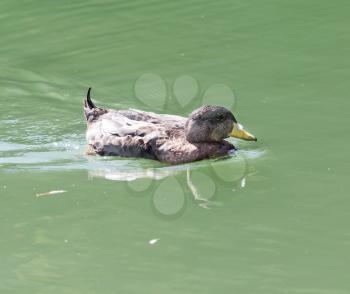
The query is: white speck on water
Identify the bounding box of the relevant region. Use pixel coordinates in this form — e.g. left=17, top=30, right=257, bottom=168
left=240, top=177, right=246, bottom=188
left=64, top=239, right=68, bottom=243
left=149, top=238, right=159, bottom=245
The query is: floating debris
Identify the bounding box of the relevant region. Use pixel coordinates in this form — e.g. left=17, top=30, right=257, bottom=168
left=240, top=177, right=246, bottom=188
left=149, top=238, right=159, bottom=245
left=36, top=190, right=67, bottom=197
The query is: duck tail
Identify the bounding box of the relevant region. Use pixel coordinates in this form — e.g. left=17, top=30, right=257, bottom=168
left=84, top=87, right=96, bottom=109
left=84, top=87, right=107, bottom=122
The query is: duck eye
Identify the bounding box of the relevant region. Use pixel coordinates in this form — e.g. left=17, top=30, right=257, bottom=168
left=216, top=115, right=225, bottom=121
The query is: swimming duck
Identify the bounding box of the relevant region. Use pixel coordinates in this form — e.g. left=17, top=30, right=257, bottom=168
left=84, top=88, right=257, bottom=164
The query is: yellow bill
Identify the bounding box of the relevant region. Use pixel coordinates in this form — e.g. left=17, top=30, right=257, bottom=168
left=230, top=123, right=257, bottom=141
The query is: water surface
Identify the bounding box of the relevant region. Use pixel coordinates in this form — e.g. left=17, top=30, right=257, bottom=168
left=1, top=1, right=350, bottom=293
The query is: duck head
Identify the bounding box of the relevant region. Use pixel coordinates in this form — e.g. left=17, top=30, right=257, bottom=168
left=185, top=105, right=257, bottom=143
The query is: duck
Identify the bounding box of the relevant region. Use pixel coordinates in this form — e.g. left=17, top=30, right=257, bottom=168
left=84, top=88, right=257, bottom=164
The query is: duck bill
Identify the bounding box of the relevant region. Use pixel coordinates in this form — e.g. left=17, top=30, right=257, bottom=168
left=230, top=123, right=257, bottom=141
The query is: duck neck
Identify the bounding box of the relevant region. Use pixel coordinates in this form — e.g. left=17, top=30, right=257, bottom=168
left=185, top=119, right=210, bottom=143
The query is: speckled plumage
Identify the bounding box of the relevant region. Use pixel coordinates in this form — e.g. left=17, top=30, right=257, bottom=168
left=84, top=88, right=236, bottom=164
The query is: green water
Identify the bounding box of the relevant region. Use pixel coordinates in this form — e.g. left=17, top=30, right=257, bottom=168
left=1, top=0, right=350, bottom=293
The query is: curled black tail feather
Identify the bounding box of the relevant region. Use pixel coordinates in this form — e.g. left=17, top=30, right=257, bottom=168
left=84, top=88, right=107, bottom=122
left=84, top=87, right=96, bottom=109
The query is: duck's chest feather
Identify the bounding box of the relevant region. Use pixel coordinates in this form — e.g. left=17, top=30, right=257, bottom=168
left=154, top=138, right=235, bottom=164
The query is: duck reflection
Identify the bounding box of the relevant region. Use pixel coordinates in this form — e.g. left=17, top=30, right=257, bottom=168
left=88, top=152, right=256, bottom=219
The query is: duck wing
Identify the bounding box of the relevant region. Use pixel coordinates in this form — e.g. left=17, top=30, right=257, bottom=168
left=100, top=112, right=160, bottom=137
left=86, top=111, right=165, bottom=159
left=117, top=109, right=186, bottom=126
